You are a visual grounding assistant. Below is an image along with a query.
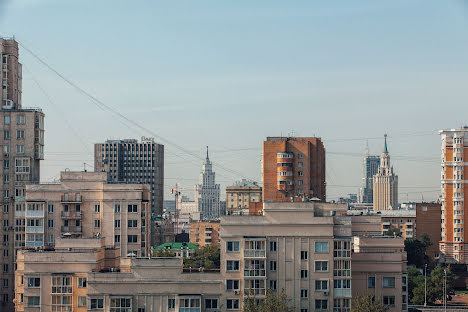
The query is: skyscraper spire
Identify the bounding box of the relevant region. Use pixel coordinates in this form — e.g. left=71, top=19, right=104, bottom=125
left=384, top=134, right=388, bottom=154
left=206, top=146, right=209, bottom=160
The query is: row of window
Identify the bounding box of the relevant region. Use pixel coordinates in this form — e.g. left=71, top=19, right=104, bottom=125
left=3, top=115, right=26, bottom=125
left=226, top=241, right=331, bottom=253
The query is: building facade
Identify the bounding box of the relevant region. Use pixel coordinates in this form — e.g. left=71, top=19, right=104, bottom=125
left=262, top=137, right=326, bottom=202
left=226, top=180, right=262, bottom=215
left=195, top=148, right=220, bottom=220
left=415, top=202, right=441, bottom=261
left=373, top=135, right=398, bottom=211
left=0, top=37, right=45, bottom=311
left=379, top=210, right=416, bottom=240
left=190, top=221, right=220, bottom=247
left=24, top=171, right=151, bottom=257
left=94, top=138, right=164, bottom=218
left=358, top=149, right=380, bottom=204
left=440, top=126, right=468, bottom=263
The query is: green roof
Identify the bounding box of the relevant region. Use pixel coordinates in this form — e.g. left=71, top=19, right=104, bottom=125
left=154, top=242, right=199, bottom=251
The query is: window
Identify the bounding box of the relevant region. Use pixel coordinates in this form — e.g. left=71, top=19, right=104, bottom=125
left=115, top=220, right=121, bottom=228
left=227, top=241, right=240, bottom=252
left=16, top=115, right=26, bottom=125
left=298, top=171, right=304, bottom=176
left=48, top=204, right=54, bottom=213
left=298, top=153, right=304, bottom=158
left=128, top=220, right=138, bottom=228
left=301, top=289, right=308, bottom=298
left=3, top=130, right=9, bottom=140
left=383, top=277, right=395, bottom=288
left=315, top=299, right=328, bottom=310
left=91, top=298, right=104, bottom=309
left=78, top=296, right=87, bottom=307
left=315, top=261, right=328, bottom=272
left=315, top=280, right=328, bottom=291
left=298, top=162, right=303, bottom=167
left=334, top=279, right=350, bottom=289
left=16, top=144, right=24, bottom=154
left=128, top=204, right=138, bottom=213
left=301, top=310, right=308, bottom=312
left=227, top=299, right=240, bottom=310
left=301, top=250, right=308, bottom=260
left=3, top=115, right=10, bottom=125
left=270, top=241, right=277, bottom=252
left=298, top=180, right=303, bottom=185
left=383, top=296, right=395, bottom=306
left=315, top=242, right=329, bottom=253
left=27, top=277, right=40, bottom=287
left=269, top=260, right=277, bottom=271
left=168, top=298, right=176, bottom=309
left=78, top=277, right=87, bottom=288
left=226, top=260, right=240, bottom=271
left=16, top=129, right=24, bottom=139
left=75, top=204, right=81, bottom=212
left=94, top=219, right=100, bottom=228
left=269, top=279, right=277, bottom=290
left=114, top=235, right=120, bottom=243
left=114, top=204, right=121, bottom=213
left=94, top=204, right=100, bottom=212
left=226, top=279, right=240, bottom=291
left=48, top=220, right=54, bottom=228
left=27, top=296, right=40, bottom=307
left=52, top=276, right=72, bottom=311
left=368, top=276, right=375, bottom=288
left=128, top=235, right=138, bottom=243
left=110, top=297, right=132, bottom=311
left=402, top=276, right=407, bottom=292
left=301, top=269, right=308, bottom=279
left=205, top=299, right=218, bottom=309
left=3, top=279, right=8, bottom=288
left=179, top=298, right=200, bottom=311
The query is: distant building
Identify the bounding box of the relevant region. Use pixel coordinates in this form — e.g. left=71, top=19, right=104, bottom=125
left=195, top=147, right=220, bottom=220
left=358, top=146, right=380, bottom=203
left=190, top=221, right=220, bottom=247
left=379, top=210, right=416, bottom=239
left=439, top=126, right=467, bottom=264
left=0, top=37, right=45, bottom=310
left=338, top=193, right=358, bottom=204
left=153, top=242, right=198, bottom=258
left=373, top=135, right=398, bottom=210
left=94, top=138, right=164, bottom=218
left=262, top=137, right=326, bottom=202
left=24, top=171, right=152, bottom=257
left=416, top=202, right=441, bottom=261
left=226, top=179, right=262, bottom=215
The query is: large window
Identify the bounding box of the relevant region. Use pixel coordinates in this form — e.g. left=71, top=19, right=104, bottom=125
left=128, top=220, right=138, bottom=228
left=27, top=277, right=40, bottom=288
left=226, top=241, right=240, bottom=252
left=179, top=297, right=200, bottom=312
left=226, top=299, right=240, bottom=310
left=168, top=298, right=176, bottom=309
left=368, top=276, right=376, bottom=288
left=91, top=298, right=104, bottom=309
left=315, top=299, right=328, bottom=310
left=205, top=299, right=218, bottom=310
left=315, top=280, right=328, bottom=291
left=226, top=260, right=240, bottom=272
left=315, top=261, right=328, bottom=272
left=51, top=276, right=72, bottom=312
left=128, top=204, right=138, bottom=213
left=315, top=242, right=329, bottom=253
left=383, top=296, right=395, bottom=306
left=110, top=297, right=132, bottom=312
left=226, top=279, right=240, bottom=291
left=334, top=240, right=351, bottom=258
left=27, top=296, right=40, bottom=307
left=383, top=277, right=395, bottom=288
left=128, top=235, right=138, bottom=243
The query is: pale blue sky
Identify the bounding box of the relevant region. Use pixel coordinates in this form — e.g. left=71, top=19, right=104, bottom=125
left=1, top=0, right=467, bottom=201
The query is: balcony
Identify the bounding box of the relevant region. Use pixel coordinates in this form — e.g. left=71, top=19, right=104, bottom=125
left=61, top=226, right=82, bottom=233
left=26, top=226, right=44, bottom=233
left=61, top=211, right=82, bottom=219
left=61, top=194, right=82, bottom=203
left=244, top=249, right=266, bottom=258
left=334, top=289, right=352, bottom=298
left=244, top=269, right=266, bottom=278
left=26, top=210, right=44, bottom=218
left=244, top=289, right=266, bottom=297
left=25, top=241, right=43, bottom=248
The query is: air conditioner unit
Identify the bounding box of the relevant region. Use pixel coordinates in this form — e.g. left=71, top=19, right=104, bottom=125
left=324, top=291, right=329, bottom=296
left=234, top=290, right=240, bottom=295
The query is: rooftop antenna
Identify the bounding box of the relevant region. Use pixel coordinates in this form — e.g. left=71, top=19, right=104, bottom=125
left=83, top=162, right=87, bottom=172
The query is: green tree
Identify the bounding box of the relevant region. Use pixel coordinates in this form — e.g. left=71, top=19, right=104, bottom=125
left=405, top=238, right=430, bottom=268
left=152, top=249, right=176, bottom=257
left=407, top=267, right=424, bottom=301
left=385, top=227, right=402, bottom=237
left=244, top=289, right=293, bottom=312
left=412, top=265, right=455, bottom=305
left=350, top=294, right=389, bottom=312
left=183, top=245, right=220, bottom=269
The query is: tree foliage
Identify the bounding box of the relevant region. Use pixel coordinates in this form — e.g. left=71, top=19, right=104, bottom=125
left=407, top=267, right=424, bottom=301
left=350, top=294, right=389, bottom=312
left=152, top=249, right=176, bottom=257
left=183, top=245, right=220, bottom=269
left=405, top=234, right=431, bottom=268
left=244, top=289, right=293, bottom=312
left=411, top=265, right=455, bottom=305
left=385, top=227, right=402, bottom=237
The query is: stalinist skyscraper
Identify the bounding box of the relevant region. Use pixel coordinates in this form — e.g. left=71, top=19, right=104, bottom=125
left=195, top=147, right=221, bottom=220
left=373, top=135, right=398, bottom=210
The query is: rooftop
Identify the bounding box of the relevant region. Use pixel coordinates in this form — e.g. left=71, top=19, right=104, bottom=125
left=154, top=242, right=199, bottom=251
left=228, top=179, right=260, bottom=188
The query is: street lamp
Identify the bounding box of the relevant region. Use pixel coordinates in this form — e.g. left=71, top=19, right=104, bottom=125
left=424, top=263, right=427, bottom=307
left=444, top=268, right=447, bottom=312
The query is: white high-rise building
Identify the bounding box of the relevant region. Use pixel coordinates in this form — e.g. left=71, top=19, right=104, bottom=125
left=373, top=135, right=398, bottom=210
left=195, top=147, right=220, bottom=220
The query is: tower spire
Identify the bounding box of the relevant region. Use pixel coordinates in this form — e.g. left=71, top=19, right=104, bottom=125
left=206, top=146, right=209, bottom=160
left=384, top=134, right=388, bottom=153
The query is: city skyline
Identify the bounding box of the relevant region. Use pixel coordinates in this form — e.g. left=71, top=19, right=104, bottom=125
left=1, top=1, right=467, bottom=202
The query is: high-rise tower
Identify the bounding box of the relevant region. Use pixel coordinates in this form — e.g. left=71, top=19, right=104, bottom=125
left=0, top=37, right=45, bottom=311
left=439, top=126, right=467, bottom=263
left=195, top=147, right=220, bottom=220
left=359, top=143, right=380, bottom=203
left=373, top=135, right=398, bottom=210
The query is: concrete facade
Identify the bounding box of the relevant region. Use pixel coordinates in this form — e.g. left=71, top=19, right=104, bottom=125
left=373, top=135, right=398, bottom=211
left=24, top=171, right=151, bottom=257
left=439, top=126, right=468, bottom=263
left=190, top=221, right=220, bottom=247
left=226, top=180, right=261, bottom=216
left=262, top=137, right=326, bottom=202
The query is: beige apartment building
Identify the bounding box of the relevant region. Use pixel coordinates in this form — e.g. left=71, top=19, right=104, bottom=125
left=1, top=37, right=45, bottom=311
left=190, top=221, right=220, bottom=247
left=226, top=180, right=262, bottom=215
left=379, top=210, right=416, bottom=239
left=373, top=135, right=398, bottom=211
left=23, top=171, right=151, bottom=257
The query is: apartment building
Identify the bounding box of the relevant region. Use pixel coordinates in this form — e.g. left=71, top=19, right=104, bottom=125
left=23, top=171, right=151, bottom=257
left=352, top=236, right=408, bottom=312
left=220, top=202, right=351, bottom=312
left=379, top=210, right=416, bottom=239
left=15, top=237, right=119, bottom=312
left=373, top=135, right=398, bottom=211
left=190, top=221, right=220, bottom=247
left=415, top=203, right=441, bottom=261
left=226, top=180, right=261, bottom=215
left=440, top=126, right=468, bottom=263
left=94, top=138, right=164, bottom=219
left=262, top=137, right=326, bottom=202
left=0, top=37, right=45, bottom=311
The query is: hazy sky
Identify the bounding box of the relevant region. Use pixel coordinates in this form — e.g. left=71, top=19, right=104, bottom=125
left=1, top=0, right=467, bottom=202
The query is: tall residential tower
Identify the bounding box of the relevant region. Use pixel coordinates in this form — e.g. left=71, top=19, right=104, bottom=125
left=440, top=126, right=468, bottom=263
left=0, top=37, right=45, bottom=311
left=195, top=147, right=220, bottom=220
left=373, top=135, right=398, bottom=210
